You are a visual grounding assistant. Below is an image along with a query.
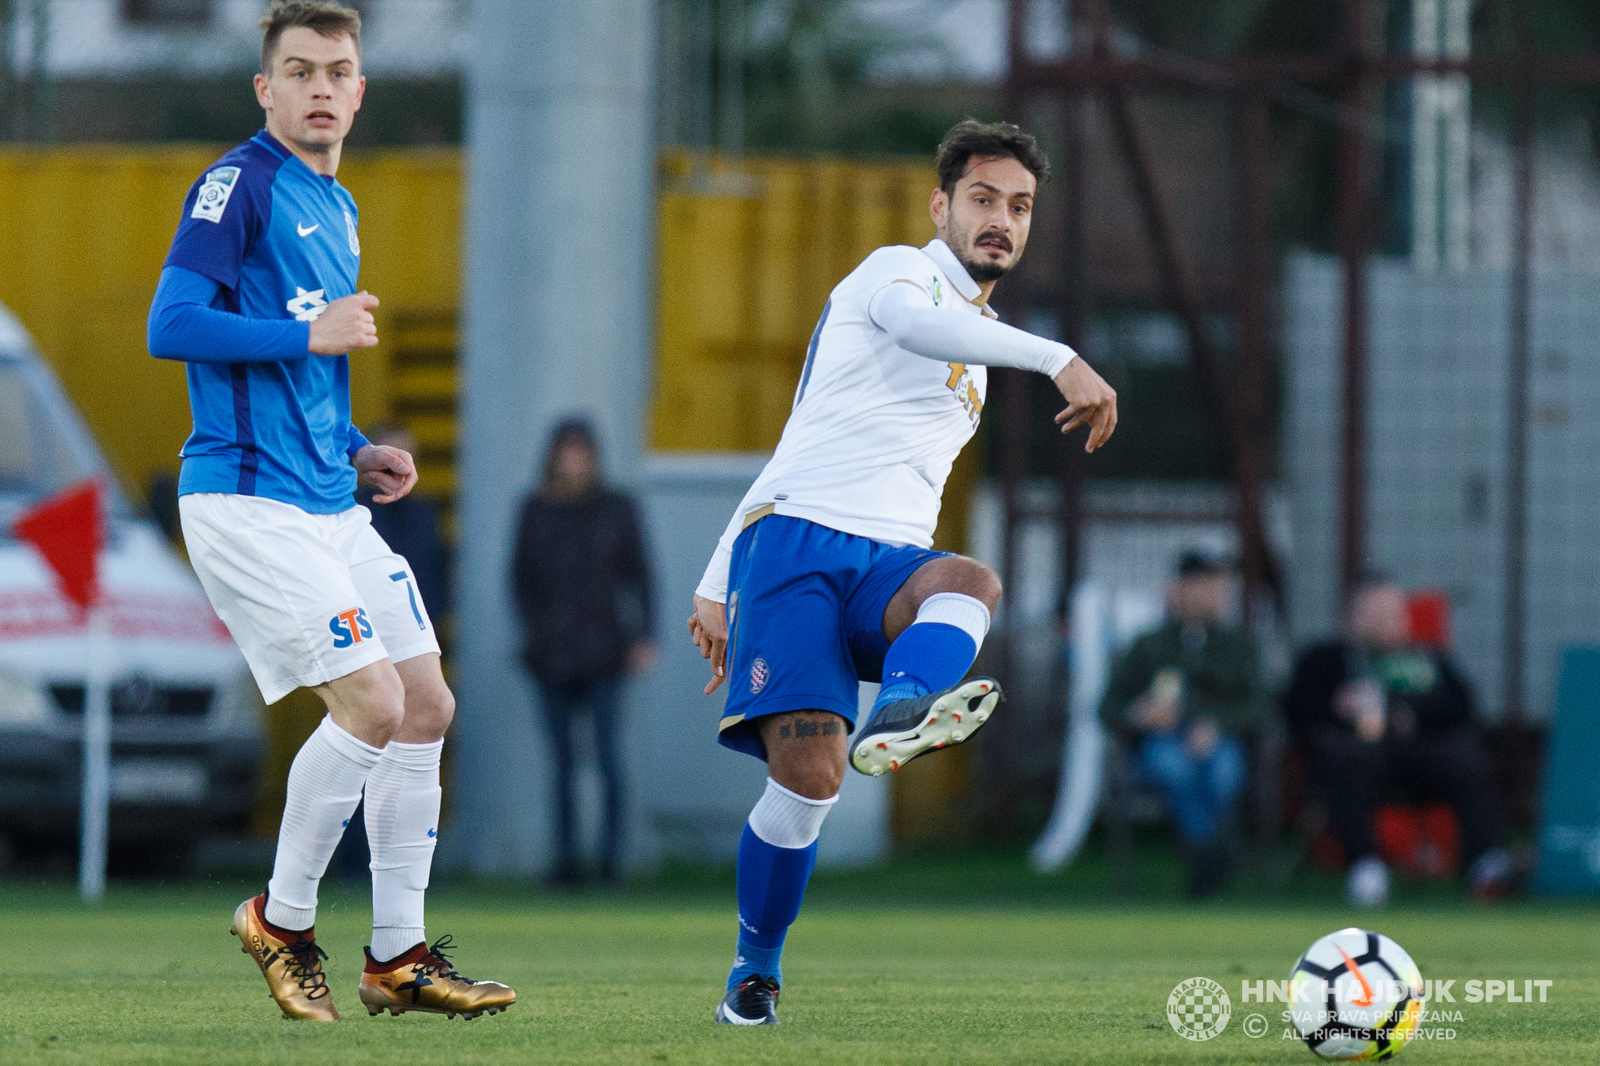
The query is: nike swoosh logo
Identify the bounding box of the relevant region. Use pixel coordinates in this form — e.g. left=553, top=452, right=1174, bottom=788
left=1337, top=946, right=1376, bottom=1006
left=297, top=222, right=319, bottom=237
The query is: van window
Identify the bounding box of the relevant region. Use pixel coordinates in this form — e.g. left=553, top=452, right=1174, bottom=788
left=0, top=361, right=101, bottom=498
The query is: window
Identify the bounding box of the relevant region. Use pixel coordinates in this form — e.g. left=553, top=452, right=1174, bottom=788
left=122, top=0, right=213, bottom=27
left=0, top=360, right=108, bottom=503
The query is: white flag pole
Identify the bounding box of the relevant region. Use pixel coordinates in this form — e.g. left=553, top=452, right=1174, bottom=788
left=79, top=603, right=113, bottom=901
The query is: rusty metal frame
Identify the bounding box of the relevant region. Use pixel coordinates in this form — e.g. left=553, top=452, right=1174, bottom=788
left=1004, top=0, right=1600, bottom=720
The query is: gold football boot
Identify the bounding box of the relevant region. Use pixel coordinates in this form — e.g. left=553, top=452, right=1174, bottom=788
left=358, top=936, right=516, bottom=1020
left=229, top=895, right=341, bottom=1021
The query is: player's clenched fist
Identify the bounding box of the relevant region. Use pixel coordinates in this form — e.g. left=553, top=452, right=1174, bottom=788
left=353, top=443, right=417, bottom=504
left=309, top=291, right=380, bottom=355
left=687, top=594, right=729, bottom=695
left=1052, top=356, right=1118, bottom=453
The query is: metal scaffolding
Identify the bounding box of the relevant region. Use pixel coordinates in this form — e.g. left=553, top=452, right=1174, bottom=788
left=1002, top=0, right=1600, bottom=723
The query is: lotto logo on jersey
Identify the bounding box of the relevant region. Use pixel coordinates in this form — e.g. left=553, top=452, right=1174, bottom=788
left=329, top=606, right=374, bottom=649
left=287, top=287, right=329, bottom=321
left=191, top=166, right=240, bottom=224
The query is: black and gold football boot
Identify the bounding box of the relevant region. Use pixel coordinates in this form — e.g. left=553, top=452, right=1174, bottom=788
left=229, top=894, right=340, bottom=1021
left=358, top=936, right=516, bottom=1020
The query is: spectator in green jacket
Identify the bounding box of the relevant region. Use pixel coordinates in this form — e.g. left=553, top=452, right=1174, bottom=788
left=1100, top=552, right=1267, bottom=896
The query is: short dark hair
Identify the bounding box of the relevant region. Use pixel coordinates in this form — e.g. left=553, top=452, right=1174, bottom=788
left=259, top=1, right=362, bottom=73
left=936, top=119, right=1051, bottom=197
left=540, top=416, right=600, bottom=489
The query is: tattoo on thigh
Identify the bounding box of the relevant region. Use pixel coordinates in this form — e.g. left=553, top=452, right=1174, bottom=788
left=776, top=718, right=843, bottom=740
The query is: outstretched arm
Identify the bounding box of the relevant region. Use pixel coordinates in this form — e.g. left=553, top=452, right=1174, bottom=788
left=869, top=280, right=1074, bottom=375
left=869, top=280, right=1118, bottom=451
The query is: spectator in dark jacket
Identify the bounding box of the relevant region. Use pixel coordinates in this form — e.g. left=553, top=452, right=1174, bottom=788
left=511, top=418, right=655, bottom=884
left=1283, top=575, right=1511, bottom=906
left=1100, top=552, right=1267, bottom=896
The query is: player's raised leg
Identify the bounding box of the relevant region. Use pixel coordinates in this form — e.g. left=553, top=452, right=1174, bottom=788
left=851, top=556, right=1004, bottom=776
left=231, top=660, right=403, bottom=1022
left=357, top=652, right=516, bottom=1019
left=716, top=711, right=845, bottom=1026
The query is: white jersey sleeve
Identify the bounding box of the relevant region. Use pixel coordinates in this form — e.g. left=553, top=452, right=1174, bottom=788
left=696, top=507, right=743, bottom=603
left=868, top=280, right=1076, bottom=376
left=695, top=238, right=1055, bottom=603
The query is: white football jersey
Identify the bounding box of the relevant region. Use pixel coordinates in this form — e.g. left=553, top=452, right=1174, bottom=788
left=696, top=239, right=997, bottom=602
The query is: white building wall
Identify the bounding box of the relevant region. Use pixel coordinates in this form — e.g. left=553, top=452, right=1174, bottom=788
left=13, top=0, right=468, bottom=77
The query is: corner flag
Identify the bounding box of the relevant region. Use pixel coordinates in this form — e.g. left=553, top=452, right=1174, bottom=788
left=14, top=479, right=104, bottom=610
left=13, top=478, right=111, bottom=901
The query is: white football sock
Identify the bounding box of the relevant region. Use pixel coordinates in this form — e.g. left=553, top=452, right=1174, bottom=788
left=747, top=777, right=838, bottom=849
left=365, top=738, right=443, bottom=962
left=916, top=592, right=992, bottom=650
left=265, top=716, right=383, bottom=931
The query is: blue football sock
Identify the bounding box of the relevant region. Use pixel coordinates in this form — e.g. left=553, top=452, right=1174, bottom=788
left=727, top=823, right=817, bottom=989
left=872, top=621, right=979, bottom=715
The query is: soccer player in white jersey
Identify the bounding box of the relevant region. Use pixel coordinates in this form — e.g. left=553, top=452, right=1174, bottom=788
left=145, top=1, right=512, bottom=1022
left=688, top=119, right=1118, bottom=1025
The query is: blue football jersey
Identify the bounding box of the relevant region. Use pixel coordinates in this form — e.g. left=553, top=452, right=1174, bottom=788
left=163, top=129, right=370, bottom=513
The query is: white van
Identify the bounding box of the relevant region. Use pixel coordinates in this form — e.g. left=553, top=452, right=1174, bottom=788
left=0, top=303, right=260, bottom=869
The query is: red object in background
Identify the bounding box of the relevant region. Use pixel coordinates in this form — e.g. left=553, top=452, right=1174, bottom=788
left=1407, top=589, right=1453, bottom=648
left=13, top=480, right=104, bottom=611
left=1374, top=802, right=1460, bottom=877
left=1311, top=803, right=1462, bottom=877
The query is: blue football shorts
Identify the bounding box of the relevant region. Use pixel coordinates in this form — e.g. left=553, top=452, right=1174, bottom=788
left=717, top=513, right=951, bottom=760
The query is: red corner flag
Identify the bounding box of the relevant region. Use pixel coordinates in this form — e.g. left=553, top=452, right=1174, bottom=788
left=14, top=480, right=104, bottom=611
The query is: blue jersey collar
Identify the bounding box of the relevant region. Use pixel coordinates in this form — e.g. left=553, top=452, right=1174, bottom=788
left=251, top=129, right=339, bottom=185
left=252, top=128, right=291, bottom=161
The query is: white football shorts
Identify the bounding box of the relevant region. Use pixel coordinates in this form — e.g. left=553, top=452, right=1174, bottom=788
left=179, top=492, right=441, bottom=703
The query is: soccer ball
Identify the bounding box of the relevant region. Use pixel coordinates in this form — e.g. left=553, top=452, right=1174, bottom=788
left=1288, top=927, right=1423, bottom=1060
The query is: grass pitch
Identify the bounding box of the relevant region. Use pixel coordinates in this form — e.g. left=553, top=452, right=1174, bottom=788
left=0, top=864, right=1596, bottom=1065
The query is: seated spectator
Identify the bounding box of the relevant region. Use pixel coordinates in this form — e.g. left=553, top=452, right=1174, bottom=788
left=1283, top=575, right=1513, bottom=906
left=1100, top=552, right=1267, bottom=897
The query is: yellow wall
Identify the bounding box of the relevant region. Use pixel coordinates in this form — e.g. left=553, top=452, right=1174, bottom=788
left=0, top=145, right=976, bottom=539
left=0, top=146, right=976, bottom=835
left=652, top=153, right=980, bottom=557
left=653, top=153, right=938, bottom=452
left=0, top=145, right=460, bottom=507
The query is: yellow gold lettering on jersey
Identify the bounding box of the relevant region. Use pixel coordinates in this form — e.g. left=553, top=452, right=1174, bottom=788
left=945, top=363, right=982, bottom=426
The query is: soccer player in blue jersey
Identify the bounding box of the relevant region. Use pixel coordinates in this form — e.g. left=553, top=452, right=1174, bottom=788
left=688, top=120, right=1118, bottom=1024
left=146, top=1, right=512, bottom=1022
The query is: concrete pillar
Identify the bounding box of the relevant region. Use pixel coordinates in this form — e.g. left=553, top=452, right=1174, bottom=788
left=449, top=0, right=656, bottom=874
